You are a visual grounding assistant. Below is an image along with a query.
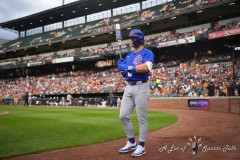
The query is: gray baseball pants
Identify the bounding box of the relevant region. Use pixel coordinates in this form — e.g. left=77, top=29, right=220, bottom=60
left=119, top=82, right=150, bottom=142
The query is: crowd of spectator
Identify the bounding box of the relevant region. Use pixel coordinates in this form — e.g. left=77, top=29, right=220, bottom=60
left=1, top=14, right=239, bottom=66
left=0, top=53, right=239, bottom=102
left=199, top=53, right=231, bottom=64
left=214, top=19, right=240, bottom=31
left=149, top=60, right=240, bottom=97
left=0, top=69, right=125, bottom=100
left=224, top=19, right=240, bottom=30
left=0, top=0, right=239, bottom=102
left=214, top=19, right=240, bottom=30
left=0, top=23, right=210, bottom=67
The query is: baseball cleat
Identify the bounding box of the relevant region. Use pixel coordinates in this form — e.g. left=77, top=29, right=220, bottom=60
left=131, top=145, right=146, bottom=157
left=119, top=141, right=137, bottom=153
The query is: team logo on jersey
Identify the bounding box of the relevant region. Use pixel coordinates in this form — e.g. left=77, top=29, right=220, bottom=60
left=133, top=55, right=143, bottom=65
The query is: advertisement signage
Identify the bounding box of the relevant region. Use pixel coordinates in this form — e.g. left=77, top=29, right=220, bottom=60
left=188, top=99, right=209, bottom=110
left=156, top=36, right=195, bottom=48
left=208, top=28, right=240, bottom=40
left=52, top=57, right=74, bottom=64
left=27, top=61, right=43, bottom=67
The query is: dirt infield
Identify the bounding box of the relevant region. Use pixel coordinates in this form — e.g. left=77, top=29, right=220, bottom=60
left=5, top=108, right=240, bottom=160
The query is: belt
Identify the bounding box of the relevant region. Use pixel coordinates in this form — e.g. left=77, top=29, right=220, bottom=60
left=127, top=80, right=147, bottom=85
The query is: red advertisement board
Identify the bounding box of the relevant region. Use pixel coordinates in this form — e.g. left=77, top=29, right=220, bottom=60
left=208, top=28, right=240, bottom=40
left=208, top=31, right=224, bottom=39
left=225, top=27, right=240, bottom=36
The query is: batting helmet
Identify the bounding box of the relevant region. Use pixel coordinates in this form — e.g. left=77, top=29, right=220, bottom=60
left=129, top=29, right=144, bottom=47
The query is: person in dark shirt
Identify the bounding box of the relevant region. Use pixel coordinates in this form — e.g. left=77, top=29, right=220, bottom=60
left=228, top=82, right=235, bottom=96
left=207, top=82, right=215, bottom=96
left=24, top=92, right=29, bottom=106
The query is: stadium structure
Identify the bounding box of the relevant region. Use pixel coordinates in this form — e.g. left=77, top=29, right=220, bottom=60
left=0, top=0, right=240, bottom=107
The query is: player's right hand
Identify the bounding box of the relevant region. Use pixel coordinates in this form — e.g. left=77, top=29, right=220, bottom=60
left=118, top=63, right=127, bottom=71
left=121, top=70, right=127, bottom=77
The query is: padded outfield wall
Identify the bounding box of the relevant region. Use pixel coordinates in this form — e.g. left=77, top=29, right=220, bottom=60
left=148, top=97, right=240, bottom=114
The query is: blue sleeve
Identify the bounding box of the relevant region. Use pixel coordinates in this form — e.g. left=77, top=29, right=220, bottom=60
left=143, top=49, right=154, bottom=63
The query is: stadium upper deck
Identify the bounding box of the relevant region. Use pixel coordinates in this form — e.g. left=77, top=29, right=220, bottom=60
left=0, top=0, right=145, bottom=31
left=0, top=0, right=239, bottom=59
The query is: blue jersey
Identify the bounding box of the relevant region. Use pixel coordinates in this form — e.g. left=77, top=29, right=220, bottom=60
left=125, top=48, right=154, bottom=81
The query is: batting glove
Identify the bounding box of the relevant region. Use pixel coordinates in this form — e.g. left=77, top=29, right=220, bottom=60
left=118, top=59, right=127, bottom=71
left=117, top=58, right=125, bottom=64
left=121, top=70, right=127, bottom=77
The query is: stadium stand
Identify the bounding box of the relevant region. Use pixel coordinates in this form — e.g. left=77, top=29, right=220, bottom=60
left=0, top=0, right=240, bottom=106
left=0, top=0, right=231, bottom=52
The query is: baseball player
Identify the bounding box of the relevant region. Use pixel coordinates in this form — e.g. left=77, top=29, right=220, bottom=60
left=117, top=29, right=154, bottom=157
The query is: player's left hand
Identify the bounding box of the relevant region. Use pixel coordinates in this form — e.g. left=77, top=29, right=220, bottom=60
left=117, top=58, right=127, bottom=71
left=118, top=63, right=127, bottom=71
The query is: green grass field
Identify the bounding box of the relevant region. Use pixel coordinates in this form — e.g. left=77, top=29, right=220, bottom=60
left=0, top=106, right=178, bottom=158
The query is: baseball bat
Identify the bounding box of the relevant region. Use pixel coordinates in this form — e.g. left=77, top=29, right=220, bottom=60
left=115, top=24, right=122, bottom=58
left=115, top=24, right=128, bottom=76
